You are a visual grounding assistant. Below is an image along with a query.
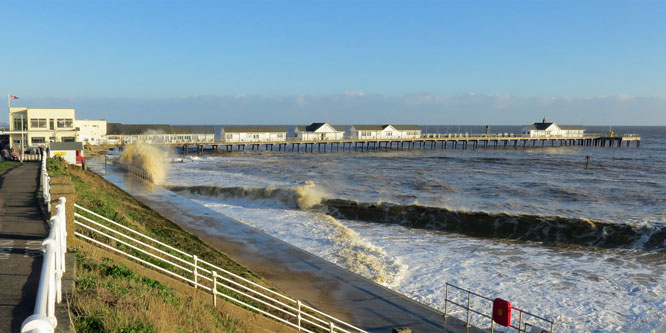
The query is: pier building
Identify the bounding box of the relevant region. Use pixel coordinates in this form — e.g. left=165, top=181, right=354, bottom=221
left=106, top=123, right=215, bottom=144
left=350, top=124, right=421, bottom=140
left=521, top=119, right=585, bottom=138
left=220, top=125, right=288, bottom=143
left=294, top=122, right=345, bottom=141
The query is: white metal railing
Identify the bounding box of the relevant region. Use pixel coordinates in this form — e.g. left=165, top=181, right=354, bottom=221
left=444, top=283, right=555, bottom=332
left=40, top=151, right=51, bottom=211
left=73, top=204, right=367, bottom=333
left=21, top=198, right=68, bottom=333
left=114, top=162, right=154, bottom=182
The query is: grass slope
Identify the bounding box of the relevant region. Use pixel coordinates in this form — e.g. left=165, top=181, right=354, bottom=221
left=47, top=159, right=292, bottom=332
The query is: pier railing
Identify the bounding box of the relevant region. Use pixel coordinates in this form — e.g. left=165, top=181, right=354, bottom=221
left=73, top=204, right=368, bottom=333
left=21, top=198, right=68, bottom=333
left=444, top=283, right=555, bottom=332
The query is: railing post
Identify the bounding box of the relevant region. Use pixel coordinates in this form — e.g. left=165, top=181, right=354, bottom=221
left=329, top=321, right=335, bottom=333
left=297, top=300, right=302, bottom=331
left=444, top=284, right=448, bottom=318
left=466, top=291, right=471, bottom=327
left=212, top=271, right=217, bottom=307
left=518, top=311, right=523, bottom=332
left=193, top=255, right=198, bottom=288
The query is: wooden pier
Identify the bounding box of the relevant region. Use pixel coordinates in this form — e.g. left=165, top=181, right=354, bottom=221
left=175, top=134, right=641, bottom=154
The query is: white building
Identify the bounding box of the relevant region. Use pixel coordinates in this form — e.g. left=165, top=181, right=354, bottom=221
left=106, top=123, right=215, bottom=144
left=294, top=123, right=345, bottom=141
left=220, top=126, right=288, bottom=143
left=75, top=119, right=107, bottom=145
left=521, top=119, right=585, bottom=138
left=8, top=107, right=77, bottom=150
left=350, top=125, right=421, bottom=140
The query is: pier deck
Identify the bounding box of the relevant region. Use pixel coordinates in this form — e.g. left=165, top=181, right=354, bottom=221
left=173, top=134, right=641, bottom=153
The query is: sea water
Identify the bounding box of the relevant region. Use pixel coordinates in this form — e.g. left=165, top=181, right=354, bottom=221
left=108, top=126, right=666, bottom=331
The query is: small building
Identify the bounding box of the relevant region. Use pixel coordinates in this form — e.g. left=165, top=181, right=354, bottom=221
left=521, top=118, right=585, bottom=137
left=294, top=123, right=345, bottom=141
left=350, top=125, right=422, bottom=140
left=48, top=142, right=84, bottom=165
left=220, top=126, right=288, bottom=143
left=75, top=119, right=107, bottom=145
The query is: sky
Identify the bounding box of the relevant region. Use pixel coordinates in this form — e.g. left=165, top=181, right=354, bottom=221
left=1, top=0, right=665, bottom=125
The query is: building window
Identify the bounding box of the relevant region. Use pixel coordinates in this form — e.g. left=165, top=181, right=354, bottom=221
left=386, top=132, right=392, bottom=136
left=49, top=137, right=57, bottom=142
left=13, top=118, right=26, bottom=130
left=49, top=119, right=54, bottom=130
left=62, top=137, right=75, bottom=142
left=361, top=131, right=370, bottom=136
left=31, top=137, right=46, bottom=144
left=252, top=134, right=259, bottom=139
left=277, top=133, right=284, bottom=138
left=57, top=119, right=73, bottom=128
left=30, top=118, right=48, bottom=128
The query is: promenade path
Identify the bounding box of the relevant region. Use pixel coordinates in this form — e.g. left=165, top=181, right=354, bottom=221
left=0, top=163, right=48, bottom=332
left=97, top=164, right=487, bottom=333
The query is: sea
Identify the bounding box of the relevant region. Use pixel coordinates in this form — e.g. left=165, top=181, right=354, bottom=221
left=99, top=125, right=666, bottom=332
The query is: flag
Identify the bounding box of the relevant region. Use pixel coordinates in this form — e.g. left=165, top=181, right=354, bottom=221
left=9, top=95, right=19, bottom=100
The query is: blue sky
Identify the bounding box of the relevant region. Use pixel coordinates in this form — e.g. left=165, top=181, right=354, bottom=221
left=1, top=0, right=665, bottom=125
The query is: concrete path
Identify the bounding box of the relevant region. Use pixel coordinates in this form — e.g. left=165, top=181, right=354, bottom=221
left=0, top=163, right=49, bottom=333
left=96, top=164, right=487, bottom=333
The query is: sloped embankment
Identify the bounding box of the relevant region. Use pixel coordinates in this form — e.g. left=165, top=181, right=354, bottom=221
left=47, top=158, right=291, bottom=332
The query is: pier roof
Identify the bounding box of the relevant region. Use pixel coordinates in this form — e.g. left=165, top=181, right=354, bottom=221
left=171, top=126, right=215, bottom=134
left=298, top=123, right=345, bottom=132
left=392, top=125, right=421, bottom=131
left=221, top=126, right=287, bottom=133
left=352, top=124, right=421, bottom=131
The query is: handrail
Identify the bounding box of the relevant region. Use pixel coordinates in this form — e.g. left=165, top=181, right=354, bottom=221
left=74, top=204, right=367, bottom=332
left=40, top=151, right=51, bottom=212
left=21, top=197, right=68, bottom=333
left=444, top=283, right=555, bottom=332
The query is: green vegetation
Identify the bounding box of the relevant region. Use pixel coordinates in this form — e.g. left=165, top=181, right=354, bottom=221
left=0, top=160, right=20, bottom=174
left=72, top=248, right=241, bottom=332
left=47, top=159, right=292, bottom=332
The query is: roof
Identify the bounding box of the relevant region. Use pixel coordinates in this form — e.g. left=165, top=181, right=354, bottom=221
left=106, top=123, right=214, bottom=135
left=352, top=125, right=421, bottom=131
left=392, top=125, right=421, bottom=131
left=106, top=123, right=171, bottom=135
left=523, top=123, right=585, bottom=131
left=171, top=126, right=215, bottom=135
left=351, top=125, right=385, bottom=130
left=298, top=123, right=344, bottom=132
left=559, top=125, right=585, bottom=130
left=49, top=142, right=84, bottom=151
left=221, top=126, right=287, bottom=133
left=532, top=122, right=555, bottom=130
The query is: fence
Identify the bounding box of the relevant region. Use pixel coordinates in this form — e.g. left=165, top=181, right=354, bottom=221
left=21, top=198, right=68, bottom=333
left=73, top=204, right=367, bottom=333
left=114, top=162, right=154, bottom=182
left=444, top=283, right=555, bottom=332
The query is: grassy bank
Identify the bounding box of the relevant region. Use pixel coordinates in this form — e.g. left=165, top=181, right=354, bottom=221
left=0, top=160, right=20, bottom=174
left=47, top=159, right=292, bottom=332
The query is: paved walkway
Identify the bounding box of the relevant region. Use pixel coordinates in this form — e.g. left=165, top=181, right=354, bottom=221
left=99, top=165, right=486, bottom=333
left=0, top=163, right=48, bottom=333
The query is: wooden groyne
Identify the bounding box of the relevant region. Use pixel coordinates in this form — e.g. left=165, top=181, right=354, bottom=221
left=175, top=134, right=641, bottom=154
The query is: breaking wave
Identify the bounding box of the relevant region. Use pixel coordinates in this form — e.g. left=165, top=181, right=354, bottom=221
left=167, top=181, right=325, bottom=209
left=167, top=185, right=666, bottom=251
